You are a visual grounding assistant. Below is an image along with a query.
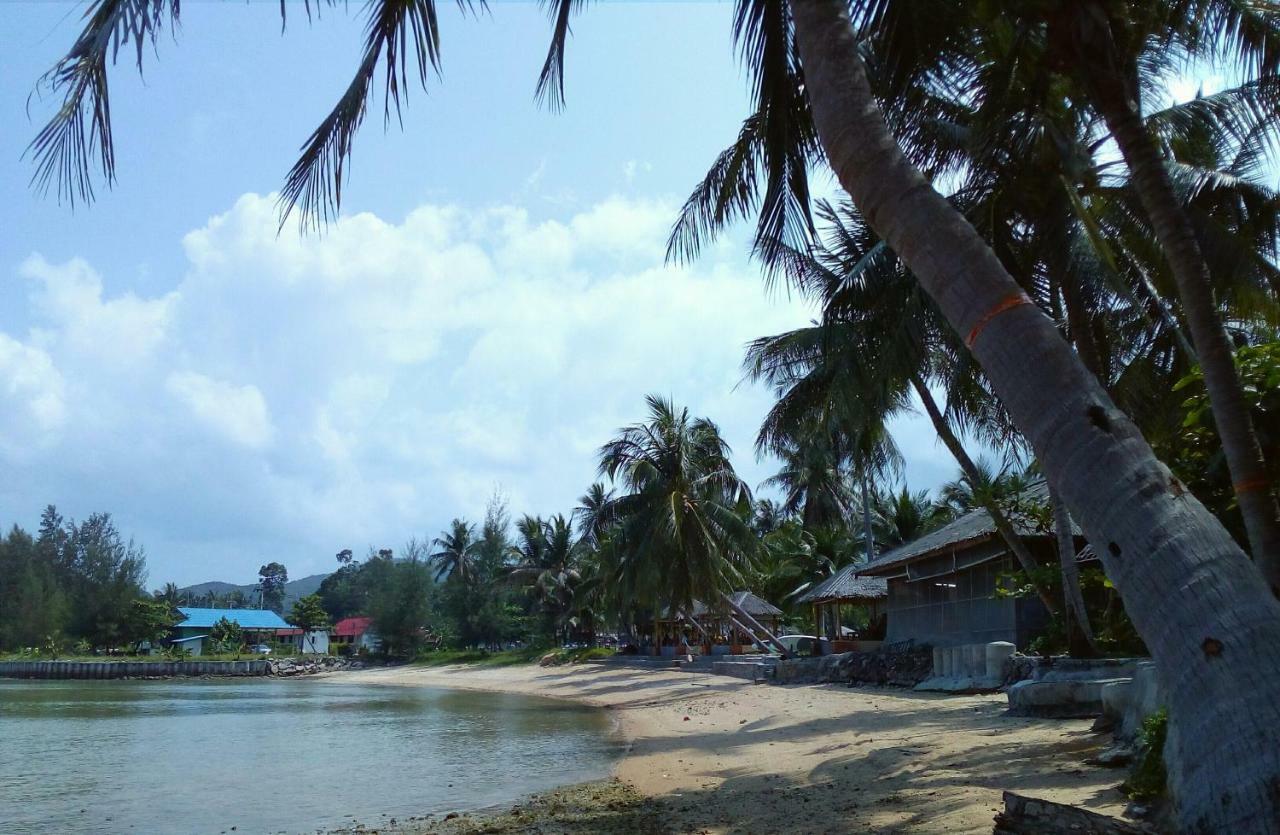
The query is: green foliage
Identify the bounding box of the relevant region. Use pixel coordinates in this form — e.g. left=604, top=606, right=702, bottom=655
left=209, top=617, right=243, bottom=653
left=0, top=507, right=150, bottom=652
left=1161, top=342, right=1280, bottom=549
left=288, top=594, right=329, bottom=636
left=365, top=546, right=436, bottom=658
left=257, top=562, right=289, bottom=613
left=997, top=565, right=1146, bottom=657
left=121, top=599, right=178, bottom=650
left=1123, top=709, right=1170, bottom=802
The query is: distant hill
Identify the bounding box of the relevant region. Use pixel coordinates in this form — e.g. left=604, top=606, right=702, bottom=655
left=177, top=573, right=330, bottom=609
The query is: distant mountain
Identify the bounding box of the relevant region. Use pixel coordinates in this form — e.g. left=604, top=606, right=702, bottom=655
left=176, top=573, right=330, bottom=609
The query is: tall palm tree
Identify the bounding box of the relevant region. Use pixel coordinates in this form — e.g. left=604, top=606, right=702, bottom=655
left=429, top=518, right=479, bottom=585
left=27, top=0, right=1280, bottom=825
left=1052, top=1, right=1280, bottom=583
left=508, top=514, right=583, bottom=645
left=789, top=5, right=1280, bottom=826
left=872, top=486, right=951, bottom=549
left=573, top=482, right=615, bottom=549
left=597, top=395, right=758, bottom=617
left=759, top=432, right=853, bottom=530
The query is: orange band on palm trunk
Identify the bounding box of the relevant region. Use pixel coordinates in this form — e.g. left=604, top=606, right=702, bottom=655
left=965, top=292, right=1034, bottom=349
left=1233, top=478, right=1273, bottom=494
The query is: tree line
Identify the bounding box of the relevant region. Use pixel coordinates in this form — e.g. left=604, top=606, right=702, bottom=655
left=0, top=507, right=167, bottom=653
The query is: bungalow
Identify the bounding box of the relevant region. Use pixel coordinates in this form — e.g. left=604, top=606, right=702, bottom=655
left=857, top=483, right=1089, bottom=649
left=331, top=616, right=381, bottom=652
left=171, top=607, right=292, bottom=656
left=795, top=566, right=888, bottom=652
left=274, top=628, right=331, bottom=655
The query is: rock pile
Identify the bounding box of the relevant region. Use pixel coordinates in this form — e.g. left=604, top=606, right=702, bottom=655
left=843, top=645, right=933, bottom=687
left=267, top=656, right=364, bottom=677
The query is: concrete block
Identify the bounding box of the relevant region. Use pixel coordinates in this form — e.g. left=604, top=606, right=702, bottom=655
left=985, top=642, right=1015, bottom=680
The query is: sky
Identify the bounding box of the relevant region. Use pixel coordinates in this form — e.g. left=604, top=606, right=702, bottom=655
left=0, top=2, right=963, bottom=587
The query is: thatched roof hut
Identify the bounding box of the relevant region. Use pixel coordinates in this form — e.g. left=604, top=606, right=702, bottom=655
left=796, top=565, right=888, bottom=606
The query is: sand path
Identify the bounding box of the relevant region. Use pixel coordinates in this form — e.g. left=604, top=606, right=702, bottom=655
left=350, top=661, right=1130, bottom=833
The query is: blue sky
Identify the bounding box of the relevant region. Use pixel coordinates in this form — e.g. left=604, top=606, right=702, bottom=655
left=1, top=2, right=962, bottom=586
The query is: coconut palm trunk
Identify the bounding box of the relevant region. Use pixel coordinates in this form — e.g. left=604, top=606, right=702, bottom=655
left=791, top=3, right=1280, bottom=830
left=1088, top=69, right=1280, bottom=597
left=908, top=373, right=1061, bottom=616
left=859, top=470, right=874, bottom=563
left=1050, top=490, right=1099, bottom=657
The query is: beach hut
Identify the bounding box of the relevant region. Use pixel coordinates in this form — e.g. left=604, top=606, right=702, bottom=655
left=795, top=566, right=888, bottom=653
left=651, top=591, right=785, bottom=656
left=857, top=482, right=1093, bottom=649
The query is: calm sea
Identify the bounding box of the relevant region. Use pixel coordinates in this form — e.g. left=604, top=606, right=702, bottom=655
left=0, top=677, right=621, bottom=834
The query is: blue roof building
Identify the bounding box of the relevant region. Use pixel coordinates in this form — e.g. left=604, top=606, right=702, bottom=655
left=176, top=608, right=291, bottom=630
left=167, top=608, right=293, bottom=657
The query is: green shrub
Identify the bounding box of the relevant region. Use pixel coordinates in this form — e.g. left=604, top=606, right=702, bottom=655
left=1123, top=708, right=1169, bottom=801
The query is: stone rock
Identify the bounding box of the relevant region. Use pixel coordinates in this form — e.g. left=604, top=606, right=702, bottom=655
left=1086, top=745, right=1135, bottom=768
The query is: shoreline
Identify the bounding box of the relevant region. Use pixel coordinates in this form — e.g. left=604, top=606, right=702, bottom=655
left=331, top=660, right=1134, bottom=834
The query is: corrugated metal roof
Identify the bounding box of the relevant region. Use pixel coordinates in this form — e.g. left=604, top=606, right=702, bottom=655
left=333, top=616, right=373, bottom=637
left=795, top=564, right=888, bottom=604
left=857, top=481, right=1072, bottom=577
left=176, top=607, right=291, bottom=629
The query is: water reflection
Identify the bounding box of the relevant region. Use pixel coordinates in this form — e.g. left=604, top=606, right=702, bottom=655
left=0, top=678, right=620, bottom=834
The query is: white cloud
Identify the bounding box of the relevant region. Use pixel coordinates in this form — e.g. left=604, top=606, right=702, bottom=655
left=20, top=254, right=174, bottom=366
left=0, top=193, right=821, bottom=584
left=0, top=333, right=66, bottom=456
left=166, top=371, right=275, bottom=450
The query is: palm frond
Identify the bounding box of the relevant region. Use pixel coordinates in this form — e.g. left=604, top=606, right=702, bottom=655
left=279, top=0, right=478, bottom=230
left=534, top=0, right=588, bottom=111
left=26, top=0, right=178, bottom=206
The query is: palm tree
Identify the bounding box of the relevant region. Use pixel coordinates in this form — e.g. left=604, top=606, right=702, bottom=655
left=573, top=483, right=615, bottom=549
left=27, top=1, right=1280, bottom=825
left=597, top=395, right=758, bottom=618
left=430, top=519, right=479, bottom=585
left=789, top=5, right=1280, bottom=826
left=759, top=432, right=853, bottom=531
left=508, top=514, right=583, bottom=645
left=872, top=486, right=950, bottom=549
left=1051, top=2, right=1280, bottom=582
left=154, top=582, right=180, bottom=605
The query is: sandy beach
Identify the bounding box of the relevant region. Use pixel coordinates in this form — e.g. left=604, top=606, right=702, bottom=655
left=342, top=661, right=1132, bottom=834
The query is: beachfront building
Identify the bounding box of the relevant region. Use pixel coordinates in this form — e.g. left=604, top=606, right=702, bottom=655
left=171, top=607, right=292, bottom=655
left=652, top=591, right=785, bottom=656
left=795, top=567, right=888, bottom=653
left=275, top=628, right=331, bottom=654
left=331, top=617, right=381, bottom=652
left=857, top=485, right=1089, bottom=649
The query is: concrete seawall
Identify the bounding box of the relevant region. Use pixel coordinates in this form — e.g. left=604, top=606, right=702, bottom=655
left=0, top=660, right=271, bottom=679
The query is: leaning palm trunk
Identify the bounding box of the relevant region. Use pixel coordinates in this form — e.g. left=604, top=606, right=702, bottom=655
left=1090, top=75, right=1280, bottom=597
left=908, top=373, right=1060, bottom=616
left=721, top=592, right=791, bottom=658
left=791, top=3, right=1280, bottom=830
left=1051, top=490, right=1099, bottom=657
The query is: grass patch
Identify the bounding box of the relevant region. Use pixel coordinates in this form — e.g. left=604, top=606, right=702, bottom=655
left=1122, top=708, right=1168, bottom=802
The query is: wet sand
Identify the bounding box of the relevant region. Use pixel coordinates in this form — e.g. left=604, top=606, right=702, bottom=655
left=343, top=661, right=1131, bottom=834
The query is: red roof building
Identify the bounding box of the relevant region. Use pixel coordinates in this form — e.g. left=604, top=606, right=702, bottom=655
left=332, top=616, right=373, bottom=638
left=331, top=617, right=380, bottom=650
